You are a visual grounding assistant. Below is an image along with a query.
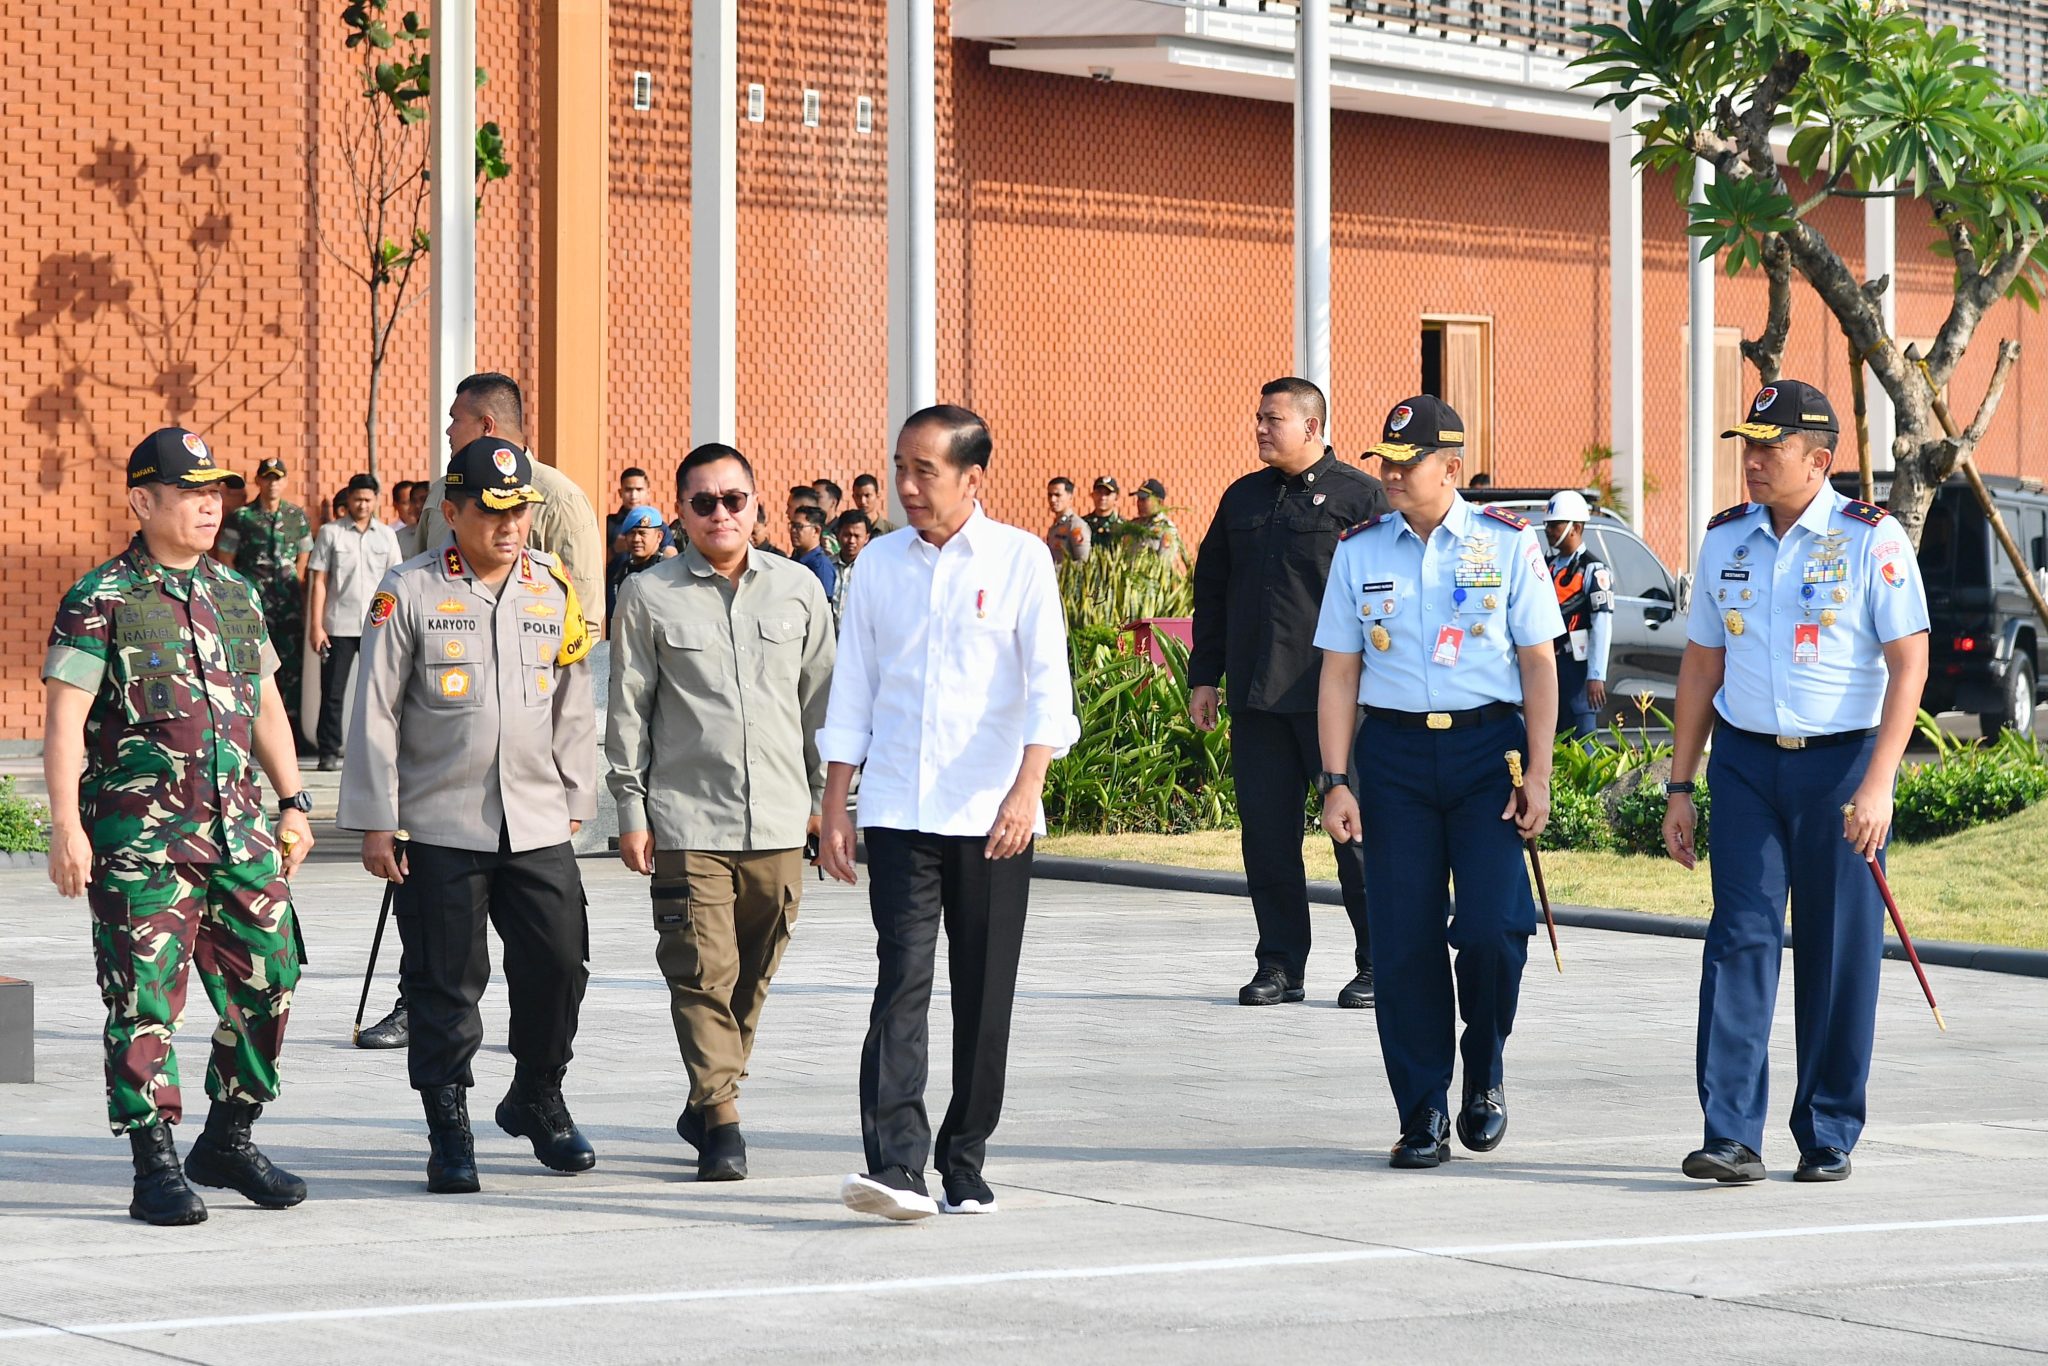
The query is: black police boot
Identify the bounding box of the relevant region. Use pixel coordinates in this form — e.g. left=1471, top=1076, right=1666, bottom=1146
left=1238, top=965, right=1304, bottom=1006
left=183, top=1100, right=308, bottom=1208
left=1455, top=1084, right=1507, bottom=1153
left=355, top=997, right=409, bottom=1050
left=698, top=1123, right=747, bottom=1183
left=422, top=1085, right=481, bottom=1194
left=496, top=1067, right=597, bottom=1173
left=1390, top=1107, right=1452, bottom=1169
left=1337, top=961, right=1376, bottom=1009
left=676, top=1105, right=705, bottom=1152
left=128, top=1123, right=208, bottom=1225
left=1682, top=1138, right=1766, bottom=1184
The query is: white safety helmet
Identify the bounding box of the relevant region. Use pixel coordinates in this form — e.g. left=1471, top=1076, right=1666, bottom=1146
left=1544, top=489, right=1592, bottom=524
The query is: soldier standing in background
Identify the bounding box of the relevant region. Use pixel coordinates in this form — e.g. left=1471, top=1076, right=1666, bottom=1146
left=220, top=456, right=312, bottom=743
left=42, top=428, right=317, bottom=1225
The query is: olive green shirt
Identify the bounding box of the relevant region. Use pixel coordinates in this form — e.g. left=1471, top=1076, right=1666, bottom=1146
left=605, top=543, right=836, bottom=852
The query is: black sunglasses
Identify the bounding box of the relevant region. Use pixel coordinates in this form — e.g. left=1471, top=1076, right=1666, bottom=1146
left=687, top=491, right=752, bottom=517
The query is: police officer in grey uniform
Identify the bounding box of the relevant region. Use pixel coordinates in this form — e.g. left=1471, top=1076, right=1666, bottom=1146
left=340, top=437, right=600, bottom=1194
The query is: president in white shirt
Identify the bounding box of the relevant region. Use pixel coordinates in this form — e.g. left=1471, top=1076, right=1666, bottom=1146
left=818, top=405, right=1079, bottom=1221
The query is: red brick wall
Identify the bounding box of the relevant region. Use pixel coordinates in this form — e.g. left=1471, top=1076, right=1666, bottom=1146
left=6, top=5, right=2043, bottom=740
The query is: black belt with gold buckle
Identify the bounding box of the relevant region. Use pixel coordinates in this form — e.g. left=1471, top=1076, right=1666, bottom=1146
left=1364, top=702, right=1520, bottom=732
left=1726, top=724, right=1877, bottom=752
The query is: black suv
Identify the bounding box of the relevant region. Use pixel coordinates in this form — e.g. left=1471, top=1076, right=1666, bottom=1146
left=1462, top=488, right=1687, bottom=726
left=1840, top=472, right=2048, bottom=736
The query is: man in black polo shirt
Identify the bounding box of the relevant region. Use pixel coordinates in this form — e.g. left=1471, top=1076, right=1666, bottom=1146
left=1190, top=377, right=1385, bottom=1008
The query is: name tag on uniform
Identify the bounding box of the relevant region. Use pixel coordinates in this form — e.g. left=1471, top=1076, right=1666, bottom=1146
left=1794, top=622, right=1820, bottom=665
left=1432, top=624, right=1463, bottom=667
left=1720, top=568, right=1749, bottom=581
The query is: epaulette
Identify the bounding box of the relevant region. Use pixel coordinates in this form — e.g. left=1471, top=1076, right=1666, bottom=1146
left=1338, top=515, right=1385, bottom=542
left=1706, top=503, right=1752, bottom=530
left=525, top=547, right=559, bottom=566
left=1481, top=506, right=1531, bottom=531
left=1841, top=500, right=1887, bottom=527
left=441, top=544, right=466, bottom=579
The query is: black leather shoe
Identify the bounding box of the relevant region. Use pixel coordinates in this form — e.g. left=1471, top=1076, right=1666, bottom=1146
left=422, top=1085, right=480, bottom=1194
left=1683, top=1138, right=1766, bottom=1183
left=676, top=1105, right=704, bottom=1152
left=128, top=1123, right=207, bottom=1225
left=355, top=998, right=408, bottom=1049
left=1239, top=966, right=1304, bottom=1006
left=1390, top=1108, right=1452, bottom=1169
left=1337, top=965, right=1376, bottom=1009
left=496, top=1068, right=597, bottom=1173
left=183, top=1100, right=307, bottom=1208
left=1795, top=1147, right=1852, bottom=1182
left=1456, top=1085, right=1507, bottom=1153
left=697, top=1123, right=747, bottom=1182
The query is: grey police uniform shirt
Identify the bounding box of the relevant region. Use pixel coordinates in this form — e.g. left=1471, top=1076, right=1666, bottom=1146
left=339, top=540, right=598, bottom=852
left=605, top=543, right=836, bottom=852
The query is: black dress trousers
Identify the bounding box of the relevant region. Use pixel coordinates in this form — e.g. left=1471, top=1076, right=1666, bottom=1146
left=858, top=826, right=1032, bottom=1182
left=1231, top=707, right=1369, bottom=979
left=315, top=633, right=361, bottom=761
left=395, top=837, right=590, bottom=1090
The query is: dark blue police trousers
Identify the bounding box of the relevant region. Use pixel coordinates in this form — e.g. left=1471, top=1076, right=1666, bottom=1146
left=1555, top=653, right=1597, bottom=739
left=1354, top=711, right=1534, bottom=1129
left=1700, top=726, right=1885, bottom=1155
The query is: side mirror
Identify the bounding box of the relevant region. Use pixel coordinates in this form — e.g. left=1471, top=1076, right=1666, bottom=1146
left=1645, top=580, right=1678, bottom=625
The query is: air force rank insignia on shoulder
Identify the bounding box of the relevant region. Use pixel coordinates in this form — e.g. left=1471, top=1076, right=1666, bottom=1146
left=368, top=591, right=397, bottom=627
left=1481, top=506, right=1530, bottom=531
left=1338, top=515, right=1385, bottom=542
left=1841, top=500, right=1887, bottom=527
left=1707, top=503, right=1751, bottom=530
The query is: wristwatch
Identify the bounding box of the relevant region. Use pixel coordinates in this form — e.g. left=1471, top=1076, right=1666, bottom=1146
left=1316, top=771, right=1351, bottom=797
left=1663, top=780, right=1696, bottom=797
left=277, top=791, right=314, bottom=816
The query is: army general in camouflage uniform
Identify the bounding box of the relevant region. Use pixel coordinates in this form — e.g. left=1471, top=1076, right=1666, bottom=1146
left=220, top=455, right=312, bottom=741
left=42, top=428, right=318, bottom=1226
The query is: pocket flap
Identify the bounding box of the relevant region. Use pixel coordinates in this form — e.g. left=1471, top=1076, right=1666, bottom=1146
left=758, top=617, right=803, bottom=643
left=661, top=621, right=715, bottom=650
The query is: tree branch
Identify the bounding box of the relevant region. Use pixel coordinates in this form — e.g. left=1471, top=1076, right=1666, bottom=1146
left=1740, top=234, right=1794, bottom=383
left=1954, top=337, right=2021, bottom=464
left=1927, top=225, right=2046, bottom=388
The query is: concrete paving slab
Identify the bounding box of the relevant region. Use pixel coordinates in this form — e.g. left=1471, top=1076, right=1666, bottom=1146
left=1, top=860, right=2044, bottom=1363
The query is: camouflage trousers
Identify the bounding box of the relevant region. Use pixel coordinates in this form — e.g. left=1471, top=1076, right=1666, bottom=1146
left=87, top=852, right=302, bottom=1134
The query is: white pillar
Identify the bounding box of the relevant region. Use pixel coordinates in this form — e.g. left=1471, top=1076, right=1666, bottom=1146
left=1687, top=159, right=1717, bottom=572
left=887, top=0, right=937, bottom=444
left=692, top=0, right=738, bottom=448
left=1864, top=186, right=1897, bottom=472
left=1293, top=0, right=1332, bottom=405
left=1608, top=104, right=1645, bottom=533
left=429, top=0, right=477, bottom=475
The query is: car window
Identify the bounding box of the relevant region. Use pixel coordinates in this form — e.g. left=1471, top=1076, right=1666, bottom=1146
left=1586, top=528, right=1669, bottom=599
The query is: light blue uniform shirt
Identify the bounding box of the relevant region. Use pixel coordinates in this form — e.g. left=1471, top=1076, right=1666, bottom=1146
left=1686, top=484, right=1930, bottom=736
left=1315, top=497, right=1566, bottom=711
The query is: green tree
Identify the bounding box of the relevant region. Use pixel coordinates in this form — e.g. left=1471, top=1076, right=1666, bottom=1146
left=1575, top=0, right=2048, bottom=557
left=334, top=2, right=511, bottom=483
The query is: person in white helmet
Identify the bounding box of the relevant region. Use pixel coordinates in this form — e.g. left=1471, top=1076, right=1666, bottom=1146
left=1542, top=490, right=1613, bottom=738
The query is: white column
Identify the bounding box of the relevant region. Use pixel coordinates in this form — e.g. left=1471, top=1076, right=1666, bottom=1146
left=887, top=0, right=937, bottom=444
left=1687, top=159, right=1717, bottom=573
left=692, top=0, right=738, bottom=448
left=1608, top=104, right=1645, bottom=533
left=429, top=0, right=477, bottom=475
left=1864, top=186, right=1897, bottom=471
left=1293, top=0, right=1332, bottom=405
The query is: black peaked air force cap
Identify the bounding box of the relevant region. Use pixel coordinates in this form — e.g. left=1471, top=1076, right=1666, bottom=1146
left=1365, top=395, right=1466, bottom=466
left=1723, top=379, right=1840, bottom=444
left=127, top=428, right=243, bottom=490
left=444, top=437, right=546, bottom=511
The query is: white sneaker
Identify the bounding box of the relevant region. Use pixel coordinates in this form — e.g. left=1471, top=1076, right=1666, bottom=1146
left=839, top=1170, right=938, bottom=1221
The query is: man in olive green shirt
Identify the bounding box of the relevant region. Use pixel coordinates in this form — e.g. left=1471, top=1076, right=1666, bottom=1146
left=605, top=442, right=836, bottom=1182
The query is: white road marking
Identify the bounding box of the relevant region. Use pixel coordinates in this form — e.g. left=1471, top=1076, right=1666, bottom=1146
left=3, top=1211, right=2046, bottom=1342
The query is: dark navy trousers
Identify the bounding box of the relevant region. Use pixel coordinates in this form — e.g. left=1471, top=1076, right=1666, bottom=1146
left=1700, top=727, right=1885, bottom=1154
left=1354, top=712, right=1534, bottom=1129
left=1555, top=654, right=1597, bottom=739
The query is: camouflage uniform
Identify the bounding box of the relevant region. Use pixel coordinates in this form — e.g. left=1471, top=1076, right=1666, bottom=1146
left=43, top=535, right=303, bottom=1135
left=223, top=500, right=311, bottom=733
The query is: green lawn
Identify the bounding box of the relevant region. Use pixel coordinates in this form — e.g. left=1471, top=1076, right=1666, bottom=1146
left=1042, top=800, right=2048, bottom=949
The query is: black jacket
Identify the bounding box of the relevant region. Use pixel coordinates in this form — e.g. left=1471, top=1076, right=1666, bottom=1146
left=1190, top=450, right=1387, bottom=714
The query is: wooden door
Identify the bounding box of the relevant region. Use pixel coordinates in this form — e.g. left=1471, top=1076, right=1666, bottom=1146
left=1439, top=319, right=1492, bottom=479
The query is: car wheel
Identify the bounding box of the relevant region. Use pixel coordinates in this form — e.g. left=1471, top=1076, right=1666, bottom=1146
left=1981, top=655, right=2035, bottom=738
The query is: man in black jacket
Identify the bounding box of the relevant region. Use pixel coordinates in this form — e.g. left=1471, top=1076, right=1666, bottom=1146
left=1190, top=377, right=1386, bottom=1008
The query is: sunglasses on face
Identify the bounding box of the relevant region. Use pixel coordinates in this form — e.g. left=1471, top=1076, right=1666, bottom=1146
left=687, top=490, right=752, bottom=517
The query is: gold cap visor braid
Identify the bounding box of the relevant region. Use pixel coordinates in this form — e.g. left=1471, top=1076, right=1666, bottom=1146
left=1723, top=422, right=1790, bottom=443
left=477, top=484, right=545, bottom=511
left=175, top=467, right=241, bottom=486
left=1366, top=442, right=1430, bottom=465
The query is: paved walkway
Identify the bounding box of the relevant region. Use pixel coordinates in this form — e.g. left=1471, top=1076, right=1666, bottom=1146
left=2, top=859, right=2045, bottom=1363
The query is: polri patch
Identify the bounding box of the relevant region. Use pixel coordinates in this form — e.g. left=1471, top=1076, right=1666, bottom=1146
left=368, top=591, right=397, bottom=627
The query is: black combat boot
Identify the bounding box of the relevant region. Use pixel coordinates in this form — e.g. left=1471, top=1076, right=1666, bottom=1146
left=422, top=1085, right=481, bottom=1194
left=495, top=1067, right=597, bottom=1173
left=183, top=1100, right=308, bottom=1208
left=355, top=997, right=409, bottom=1049
left=128, top=1123, right=207, bottom=1226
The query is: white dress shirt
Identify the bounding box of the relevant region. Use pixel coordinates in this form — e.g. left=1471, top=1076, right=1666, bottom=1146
left=819, top=504, right=1079, bottom=837
left=308, top=517, right=405, bottom=637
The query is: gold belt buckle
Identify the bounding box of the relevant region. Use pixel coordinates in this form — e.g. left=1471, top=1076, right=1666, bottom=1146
left=1775, top=735, right=1806, bottom=750
left=1426, top=712, right=1453, bottom=730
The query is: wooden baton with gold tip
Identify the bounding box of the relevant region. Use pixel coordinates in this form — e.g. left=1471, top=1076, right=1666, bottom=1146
left=352, top=830, right=409, bottom=1043
left=1506, top=750, right=1563, bottom=973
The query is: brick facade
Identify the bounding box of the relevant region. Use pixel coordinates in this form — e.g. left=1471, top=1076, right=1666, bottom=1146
left=6, top=1, right=2041, bottom=739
